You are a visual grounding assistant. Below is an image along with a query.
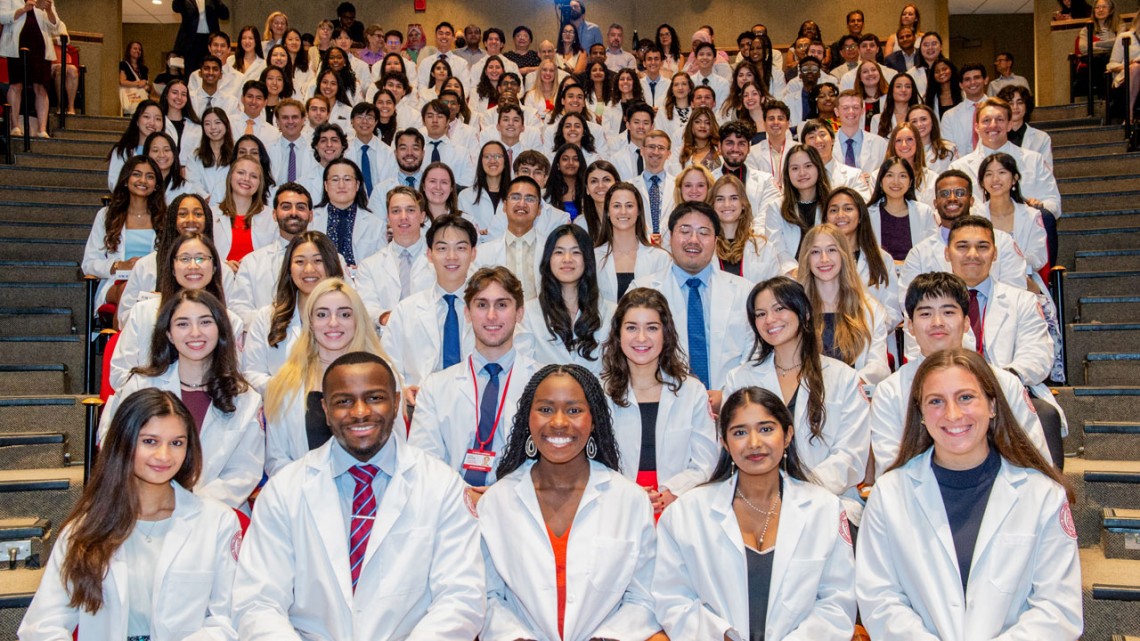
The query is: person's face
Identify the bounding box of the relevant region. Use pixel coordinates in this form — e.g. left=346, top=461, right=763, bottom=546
left=132, top=414, right=189, bottom=488
left=174, top=198, right=207, bottom=235
left=327, top=48, right=347, bottom=71
left=481, top=145, right=506, bottom=177
left=138, top=106, right=164, bottom=136
left=366, top=31, right=384, bottom=51
left=934, top=177, right=973, bottom=223
left=859, top=63, right=881, bottom=89
left=724, top=401, right=793, bottom=477
left=539, top=62, right=557, bottom=84
left=620, top=306, right=664, bottom=367
left=167, top=83, right=189, bottom=110
left=691, top=114, right=711, bottom=140
left=423, top=168, right=453, bottom=205
left=374, top=93, right=395, bottom=118
left=793, top=38, right=810, bottom=58
left=696, top=47, right=715, bottom=72
left=529, top=373, right=593, bottom=465
left=882, top=164, right=911, bottom=200
left=858, top=40, right=879, bottom=62
left=807, top=43, right=826, bottom=61
left=713, top=184, right=743, bottom=226
left=387, top=193, right=426, bottom=245
left=825, top=193, right=860, bottom=239
left=323, top=362, right=398, bottom=462
left=568, top=0, right=584, bottom=19
left=273, top=190, right=313, bottom=235
left=538, top=40, right=556, bottom=60
left=285, top=32, right=302, bottom=53
left=748, top=38, right=765, bottom=63
left=587, top=169, right=616, bottom=204
left=800, top=61, right=821, bottom=85
left=385, top=35, right=404, bottom=53
left=607, top=188, right=638, bottom=232
left=208, top=37, right=229, bottom=60
left=234, top=139, right=260, bottom=163
left=290, top=242, right=328, bottom=295
left=901, top=5, right=918, bottom=25
left=325, top=163, right=358, bottom=204
left=692, top=88, right=715, bottom=109
left=383, top=57, right=404, bottom=77
left=338, top=9, right=356, bottom=26
left=516, top=164, right=548, bottom=188
left=506, top=184, right=541, bottom=229
left=498, top=110, right=524, bottom=140
left=920, top=366, right=995, bottom=470
left=466, top=280, right=522, bottom=349
left=893, top=126, right=918, bottom=161
left=436, top=26, right=454, bottom=49
left=333, top=31, right=354, bottom=50
left=271, top=15, right=287, bottom=37
left=424, top=109, right=449, bottom=137
left=680, top=171, right=708, bottom=202
left=659, top=27, right=673, bottom=46
left=562, top=25, right=576, bottom=45
left=670, top=211, right=716, bottom=274
left=720, top=134, right=750, bottom=167
left=167, top=300, right=218, bottom=363
left=428, top=225, right=476, bottom=279
left=982, top=161, right=1016, bottom=200
left=1094, top=0, right=1112, bottom=20
left=311, top=289, right=356, bottom=353
left=837, top=96, right=863, bottom=127
left=242, top=89, right=266, bottom=116
left=172, top=239, right=213, bottom=290
left=671, top=75, right=691, bottom=100
left=892, top=77, right=914, bottom=103
left=848, top=12, right=864, bottom=34
left=946, top=226, right=996, bottom=286
left=960, top=70, right=986, bottom=99
left=787, top=151, right=819, bottom=193
left=741, top=84, right=763, bottom=111
left=840, top=39, right=860, bottom=63
left=1006, top=91, right=1026, bottom=121
left=265, top=70, right=285, bottom=96
left=764, top=110, right=789, bottom=139
left=921, top=36, right=943, bottom=62
left=464, top=26, right=480, bottom=46
left=589, top=45, right=607, bottom=64
left=558, top=149, right=581, bottom=177
left=806, top=233, right=843, bottom=283
left=319, top=74, right=339, bottom=99
left=608, top=27, right=623, bottom=49
left=202, top=113, right=225, bottom=141
left=129, top=42, right=143, bottom=61
left=816, top=85, right=838, bottom=113
left=897, top=29, right=916, bottom=51
left=443, top=78, right=465, bottom=98
left=383, top=78, right=406, bottom=101
left=995, top=55, right=1013, bottom=76
left=738, top=40, right=752, bottom=59
left=351, top=110, right=377, bottom=139
left=976, top=106, right=1010, bottom=147
left=644, top=51, right=662, bottom=75
left=908, top=108, right=932, bottom=140
left=550, top=233, right=585, bottom=285
left=241, top=30, right=257, bottom=53
left=147, top=138, right=174, bottom=173
left=752, top=287, right=801, bottom=349
left=589, top=64, right=606, bottom=83
left=485, top=60, right=504, bottom=83
left=308, top=102, right=330, bottom=127
left=618, top=72, right=634, bottom=95
left=563, top=84, right=586, bottom=110
left=230, top=159, right=262, bottom=197
left=643, top=136, right=669, bottom=172
left=909, top=294, right=968, bottom=354
left=514, top=29, right=532, bottom=50
left=803, top=127, right=833, bottom=162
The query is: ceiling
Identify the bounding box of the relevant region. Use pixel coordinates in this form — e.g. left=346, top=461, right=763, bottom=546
left=948, top=0, right=1035, bottom=13
left=124, top=0, right=179, bottom=24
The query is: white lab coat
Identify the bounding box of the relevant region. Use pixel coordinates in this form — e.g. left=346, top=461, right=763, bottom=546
left=653, top=473, right=856, bottom=640
left=980, top=202, right=1049, bottom=272
left=607, top=375, right=719, bottom=494
left=478, top=459, right=659, bottom=641
left=110, top=297, right=245, bottom=391
left=240, top=304, right=300, bottom=397
left=856, top=449, right=1083, bottom=641
left=759, top=199, right=816, bottom=261
left=897, top=229, right=1029, bottom=312
left=745, top=132, right=794, bottom=177
left=855, top=247, right=903, bottom=328
left=99, top=365, right=265, bottom=508
left=629, top=172, right=676, bottom=238
left=1018, top=126, right=1054, bottom=169
left=355, top=239, right=436, bottom=324
left=631, top=267, right=754, bottom=390
left=19, top=484, right=241, bottom=641
left=82, top=207, right=153, bottom=310
left=309, top=205, right=387, bottom=265
left=869, top=357, right=1050, bottom=478
left=950, top=142, right=1062, bottom=217
left=832, top=130, right=889, bottom=176
left=233, top=439, right=486, bottom=640
left=938, top=97, right=984, bottom=160
left=867, top=200, right=940, bottom=256
left=381, top=286, right=476, bottom=388
left=724, top=234, right=795, bottom=284
left=514, top=298, right=616, bottom=376
left=118, top=249, right=238, bottom=328
left=228, top=236, right=290, bottom=328
left=593, top=243, right=673, bottom=303
left=723, top=356, right=870, bottom=521
left=407, top=351, right=540, bottom=484
left=825, top=160, right=875, bottom=203
left=837, top=297, right=893, bottom=386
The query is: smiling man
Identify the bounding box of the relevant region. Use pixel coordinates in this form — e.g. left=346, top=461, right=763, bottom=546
left=355, top=186, right=436, bottom=326
left=234, top=351, right=485, bottom=640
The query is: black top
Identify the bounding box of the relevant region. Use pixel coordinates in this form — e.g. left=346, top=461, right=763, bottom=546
left=120, top=60, right=149, bottom=81
left=932, top=446, right=1002, bottom=593
left=746, top=546, right=774, bottom=640
left=504, top=50, right=542, bottom=69
left=718, top=256, right=743, bottom=277
left=821, top=312, right=840, bottom=361
left=616, top=272, right=635, bottom=300
left=637, top=401, right=659, bottom=472
left=304, top=391, right=331, bottom=450
left=796, top=200, right=818, bottom=228
left=879, top=205, right=914, bottom=261
left=785, top=386, right=799, bottom=417
left=1007, top=122, right=1028, bottom=147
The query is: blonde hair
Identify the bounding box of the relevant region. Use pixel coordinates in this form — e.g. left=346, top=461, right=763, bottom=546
left=796, top=224, right=874, bottom=366
left=219, top=156, right=268, bottom=224
left=885, top=121, right=930, bottom=190
left=709, top=174, right=766, bottom=263
left=264, top=278, right=387, bottom=420
left=263, top=11, right=288, bottom=41
left=672, top=164, right=715, bottom=206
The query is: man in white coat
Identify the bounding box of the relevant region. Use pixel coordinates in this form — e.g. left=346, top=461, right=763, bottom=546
left=409, top=266, right=539, bottom=501
left=833, top=90, right=888, bottom=176
left=632, top=201, right=752, bottom=397
left=474, top=175, right=550, bottom=299
left=233, top=351, right=485, bottom=640
left=938, top=63, right=990, bottom=158
left=639, top=46, right=668, bottom=110
left=269, top=99, right=320, bottom=186
left=355, top=186, right=436, bottom=327
left=744, top=101, right=795, bottom=182
left=714, top=120, right=781, bottom=217
left=630, top=130, right=676, bottom=242
left=870, top=272, right=1052, bottom=478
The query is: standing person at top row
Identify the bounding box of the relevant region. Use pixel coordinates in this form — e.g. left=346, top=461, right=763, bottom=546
left=172, top=0, right=230, bottom=74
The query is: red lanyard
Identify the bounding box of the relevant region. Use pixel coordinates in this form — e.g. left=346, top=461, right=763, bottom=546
left=469, top=357, right=514, bottom=450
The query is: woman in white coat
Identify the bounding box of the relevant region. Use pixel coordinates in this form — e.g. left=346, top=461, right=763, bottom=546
left=478, top=364, right=664, bottom=641
left=593, top=183, right=674, bottom=303
left=241, top=231, right=344, bottom=396
left=824, top=187, right=903, bottom=327
left=458, top=140, right=511, bottom=241
left=723, top=277, right=870, bottom=524
left=100, top=290, right=263, bottom=509
left=797, top=224, right=892, bottom=386
left=1, top=0, right=61, bottom=137
left=856, top=349, right=1082, bottom=640
left=19, top=387, right=241, bottom=641
left=107, top=100, right=165, bottom=191
left=310, top=158, right=387, bottom=267
left=600, top=287, right=719, bottom=514
left=217, top=156, right=278, bottom=267
left=710, top=174, right=795, bottom=282
left=867, top=156, right=940, bottom=263
left=516, top=225, right=615, bottom=376
left=979, top=152, right=1049, bottom=273
left=762, top=144, right=831, bottom=260
left=653, top=386, right=856, bottom=640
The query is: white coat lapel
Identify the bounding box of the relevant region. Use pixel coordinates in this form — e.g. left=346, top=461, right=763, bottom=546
left=109, top=549, right=130, bottom=634
left=419, top=294, right=442, bottom=355
left=713, top=476, right=750, bottom=628
left=908, top=456, right=959, bottom=574
left=513, top=469, right=559, bottom=638
left=152, top=486, right=199, bottom=602
left=971, top=461, right=1023, bottom=569
left=303, top=450, right=354, bottom=605
left=363, top=447, right=411, bottom=572
left=982, top=286, right=1011, bottom=358
left=709, top=273, right=731, bottom=342
left=615, top=387, right=642, bottom=479
left=768, top=475, right=808, bottom=616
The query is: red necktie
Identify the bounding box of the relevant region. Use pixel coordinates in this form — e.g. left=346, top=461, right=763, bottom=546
left=348, top=464, right=379, bottom=592
left=968, top=289, right=983, bottom=353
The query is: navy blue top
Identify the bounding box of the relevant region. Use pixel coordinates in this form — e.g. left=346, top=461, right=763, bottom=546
left=932, top=446, right=1002, bottom=593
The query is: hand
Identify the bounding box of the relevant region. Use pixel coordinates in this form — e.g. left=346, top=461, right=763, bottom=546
left=403, top=385, right=419, bottom=408
left=1025, top=197, right=1044, bottom=209
left=225, top=259, right=240, bottom=273
left=378, top=311, right=391, bottom=326
left=114, top=256, right=140, bottom=272
left=706, top=389, right=723, bottom=417
left=465, top=485, right=487, bottom=507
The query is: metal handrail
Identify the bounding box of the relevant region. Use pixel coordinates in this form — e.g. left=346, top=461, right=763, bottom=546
left=19, top=47, right=30, bottom=151
left=1, top=102, right=11, bottom=164
left=1050, top=266, right=1067, bottom=384
left=81, top=397, right=103, bottom=482
left=1125, top=34, right=1137, bottom=151
left=82, top=275, right=98, bottom=394
left=57, top=34, right=68, bottom=130
left=1086, top=22, right=1096, bottom=118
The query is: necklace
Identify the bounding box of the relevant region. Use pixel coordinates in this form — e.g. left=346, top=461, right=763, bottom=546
left=137, top=519, right=161, bottom=543
left=774, top=360, right=802, bottom=376
left=736, top=488, right=781, bottom=544
left=180, top=380, right=206, bottom=389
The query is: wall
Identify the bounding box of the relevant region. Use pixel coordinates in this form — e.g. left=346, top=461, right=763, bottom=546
left=61, top=0, right=122, bottom=116
left=948, top=14, right=1036, bottom=90
left=122, top=23, right=180, bottom=80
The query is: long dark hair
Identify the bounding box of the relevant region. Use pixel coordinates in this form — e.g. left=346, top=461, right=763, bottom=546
left=110, top=100, right=164, bottom=160
left=59, top=389, right=201, bottom=613
left=889, top=349, right=1073, bottom=500
left=546, top=143, right=588, bottom=219
left=581, top=60, right=613, bottom=104
left=158, top=79, right=200, bottom=124
left=104, top=156, right=166, bottom=253
left=260, top=65, right=295, bottom=102
left=878, top=72, right=919, bottom=138
left=156, top=232, right=226, bottom=307
left=778, top=144, right=831, bottom=231
left=923, top=57, right=962, bottom=110
left=582, top=160, right=620, bottom=244
left=600, top=288, right=687, bottom=406
left=196, top=107, right=235, bottom=168
left=595, top=182, right=651, bottom=251
left=162, top=194, right=215, bottom=248
left=656, top=23, right=681, bottom=60
left=824, top=187, right=890, bottom=288
left=707, top=386, right=810, bottom=483
left=315, top=68, right=353, bottom=108
left=610, top=67, right=644, bottom=106
left=746, top=277, right=827, bottom=442
left=285, top=28, right=310, bottom=72
left=476, top=54, right=506, bottom=102
left=496, top=364, right=622, bottom=477
left=268, top=231, right=344, bottom=347
left=143, top=131, right=187, bottom=191
left=472, top=140, right=511, bottom=206
left=135, top=289, right=248, bottom=413
left=233, top=25, right=266, bottom=72
left=538, top=225, right=604, bottom=360
left=553, top=112, right=597, bottom=153
left=868, top=156, right=917, bottom=205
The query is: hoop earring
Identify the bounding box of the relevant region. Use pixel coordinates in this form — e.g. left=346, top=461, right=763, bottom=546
left=586, top=436, right=597, bottom=460
left=525, top=436, right=538, bottom=458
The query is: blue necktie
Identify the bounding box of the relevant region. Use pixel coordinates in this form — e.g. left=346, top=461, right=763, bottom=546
left=686, top=277, right=710, bottom=389
left=844, top=139, right=856, bottom=168
left=442, top=294, right=461, bottom=368
left=463, top=362, right=503, bottom=486
left=287, top=142, right=297, bottom=182
left=360, top=144, right=373, bottom=197
left=648, top=79, right=658, bottom=101
left=430, top=140, right=442, bottom=163
left=648, top=175, right=661, bottom=234
left=404, top=175, right=416, bottom=187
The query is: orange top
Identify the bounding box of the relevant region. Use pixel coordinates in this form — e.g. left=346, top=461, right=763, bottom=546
left=546, top=522, right=571, bottom=640
left=227, top=214, right=254, bottom=262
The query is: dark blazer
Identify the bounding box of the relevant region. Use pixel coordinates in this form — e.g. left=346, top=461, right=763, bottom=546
left=172, top=0, right=230, bottom=55
left=883, top=50, right=911, bottom=75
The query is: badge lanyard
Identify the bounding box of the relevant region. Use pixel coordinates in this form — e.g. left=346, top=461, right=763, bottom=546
left=469, top=357, right=514, bottom=450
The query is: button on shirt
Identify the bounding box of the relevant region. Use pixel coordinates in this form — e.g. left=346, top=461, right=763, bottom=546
left=331, top=434, right=398, bottom=536
left=671, top=263, right=713, bottom=341
left=505, top=228, right=538, bottom=299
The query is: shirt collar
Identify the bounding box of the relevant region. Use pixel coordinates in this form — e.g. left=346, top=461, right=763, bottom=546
left=642, top=170, right=666, bottom=183
left=671, top=262, right=713, bottom=288
left=507, top=227, right=537, bottom=246
left=971, top=276, right=994, bottom=302
left=472, top=347, right=517, bottom=376
left=434, top=280, right=466, bottom=298
left=330, top=431, right=398, bottom=480
left=393, top=234, right=426, bottom=256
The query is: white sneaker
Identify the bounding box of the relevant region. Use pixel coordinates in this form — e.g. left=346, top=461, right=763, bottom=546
left=10, top=127, right=23, bottom=137
left=36, top=131, right=49, bottom=138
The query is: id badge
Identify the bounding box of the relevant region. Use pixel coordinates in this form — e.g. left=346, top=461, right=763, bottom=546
left=462, top=449, right=496, bottom=472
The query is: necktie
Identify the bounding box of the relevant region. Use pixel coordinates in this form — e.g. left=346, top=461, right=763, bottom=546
left=648, top=175, right=661, bottom=234
left=968, top=289, right=983, bottom=353
left=287, top=142, right=297, bottom=182
left=702, top=77, right=710, bottom=86
left=360, top=144, right=373, bottom=197
left=206, top=95, right=213, bottom=109
left=844, top=139, right=856, bottom=168
left=430, top=140, right=442, bottom=163
left=507, top=147, right=514, bottom=167
left=463, top=362, right=503, bottom=486
left=686, top=277, right=710, bottom=388
left=648, top=79, right=658, bottom=101
left=348, top=464, right=379, bottom=593
left=971, top=102, right=979, bottom=149
left=404, top=175, right=415, bottom=187
left=635, top=148, right=644, bottom=174
left=398, top=248, right=413, bottom=298
left=245, top=119, right=255, bottom=137
left=443, top=294, right=461, bottom=368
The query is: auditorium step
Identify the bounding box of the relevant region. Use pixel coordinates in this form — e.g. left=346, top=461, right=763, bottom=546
left=1078, top=297, right=1140, bottom=324
left=0, top=432, right=67, bottom=470
left=1082, top=546, right=1140, bottom=639
left=52, top=113, right=129, bottom=133
left=14, top=151, right=111, bottom=172
left=0, top=365, right=68, bottom=396
left=0, top=397, right=90, bottom=448
left=1056, top=387, right=1140, bottom=454
left=0, top=567, right=44, bottom=640
left=28, top=136, right=125, bottom=158
left=1067, top=457, right=1140, bottom=548
left=0, top=201, right=102, bottom=226
left=1059, top=271, right=1140, bottom=326
left=1084, top=354, right=1140, bottom=386
left=1059, top=174, right=1140, bottom=196
left=1066, top=324, right=1140, bottom=380
left=0, top=237, right=84, bottom=262
left=0, top=164, right=106, bottom=190
left=47, top=127, right=124, bottom=144
left=1103, top=508, right=1140, bottom=561
left=0, top=308, right=74, bottom=336
left=0, top=222, right=89, bottom=243
left=1076, top=249, right=1140, bottom=273
left=1054, top=139, right=1130, bottom=159
left=0, top=185, right=106, bottom=207
left=0, top=337, right=83, bottom=393
left=1048, top=124, right=1127, bottom=147
left=1084, top=422, right=1140, bottom=461
left=0, top=282, right=86, bottom=323
left=0, top=466, right=84, bottom=529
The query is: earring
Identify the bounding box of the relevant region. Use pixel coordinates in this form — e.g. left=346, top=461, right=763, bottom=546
left=586, top=436, right=597, bottom=459
left=525, top=436, right=537, bottom=458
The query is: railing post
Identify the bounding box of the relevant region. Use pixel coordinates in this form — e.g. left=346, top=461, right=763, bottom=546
left=83, top=275, right=98, bottom=394
left=81, top=397, right=103, bottom=482
left=1125, top=35, right=1137, bottom=151
left=1, top=102, right=10, bottom=164
left=19, top=47, right=30, bottom=151
left=57, top=34, right=68, bottom=129
left=1086, top=22, right=1095, bottom=118
left=1050, top=266, right=1068, bottom=385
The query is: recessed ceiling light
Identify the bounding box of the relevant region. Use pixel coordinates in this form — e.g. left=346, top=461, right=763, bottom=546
left=152, top=0, right=161, bottom=4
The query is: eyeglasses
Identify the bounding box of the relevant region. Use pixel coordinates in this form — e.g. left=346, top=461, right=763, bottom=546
left=842, top=44, right=859, bottom=51
left=644, top=143, right=669, bottom=152
left=483, top=153, right=505, bottom=160
left=506, top=193, right=540, bottom=204
left=175, top=255, right=213, bottom=266
left=936, top=188, right=969, bottom=198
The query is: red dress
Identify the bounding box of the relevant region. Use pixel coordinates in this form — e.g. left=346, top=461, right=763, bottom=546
left=227, top=214, right=254, bottom=262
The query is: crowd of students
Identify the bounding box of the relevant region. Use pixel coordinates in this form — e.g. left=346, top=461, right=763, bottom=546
left=19, top=3, right=1087, bottom=640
